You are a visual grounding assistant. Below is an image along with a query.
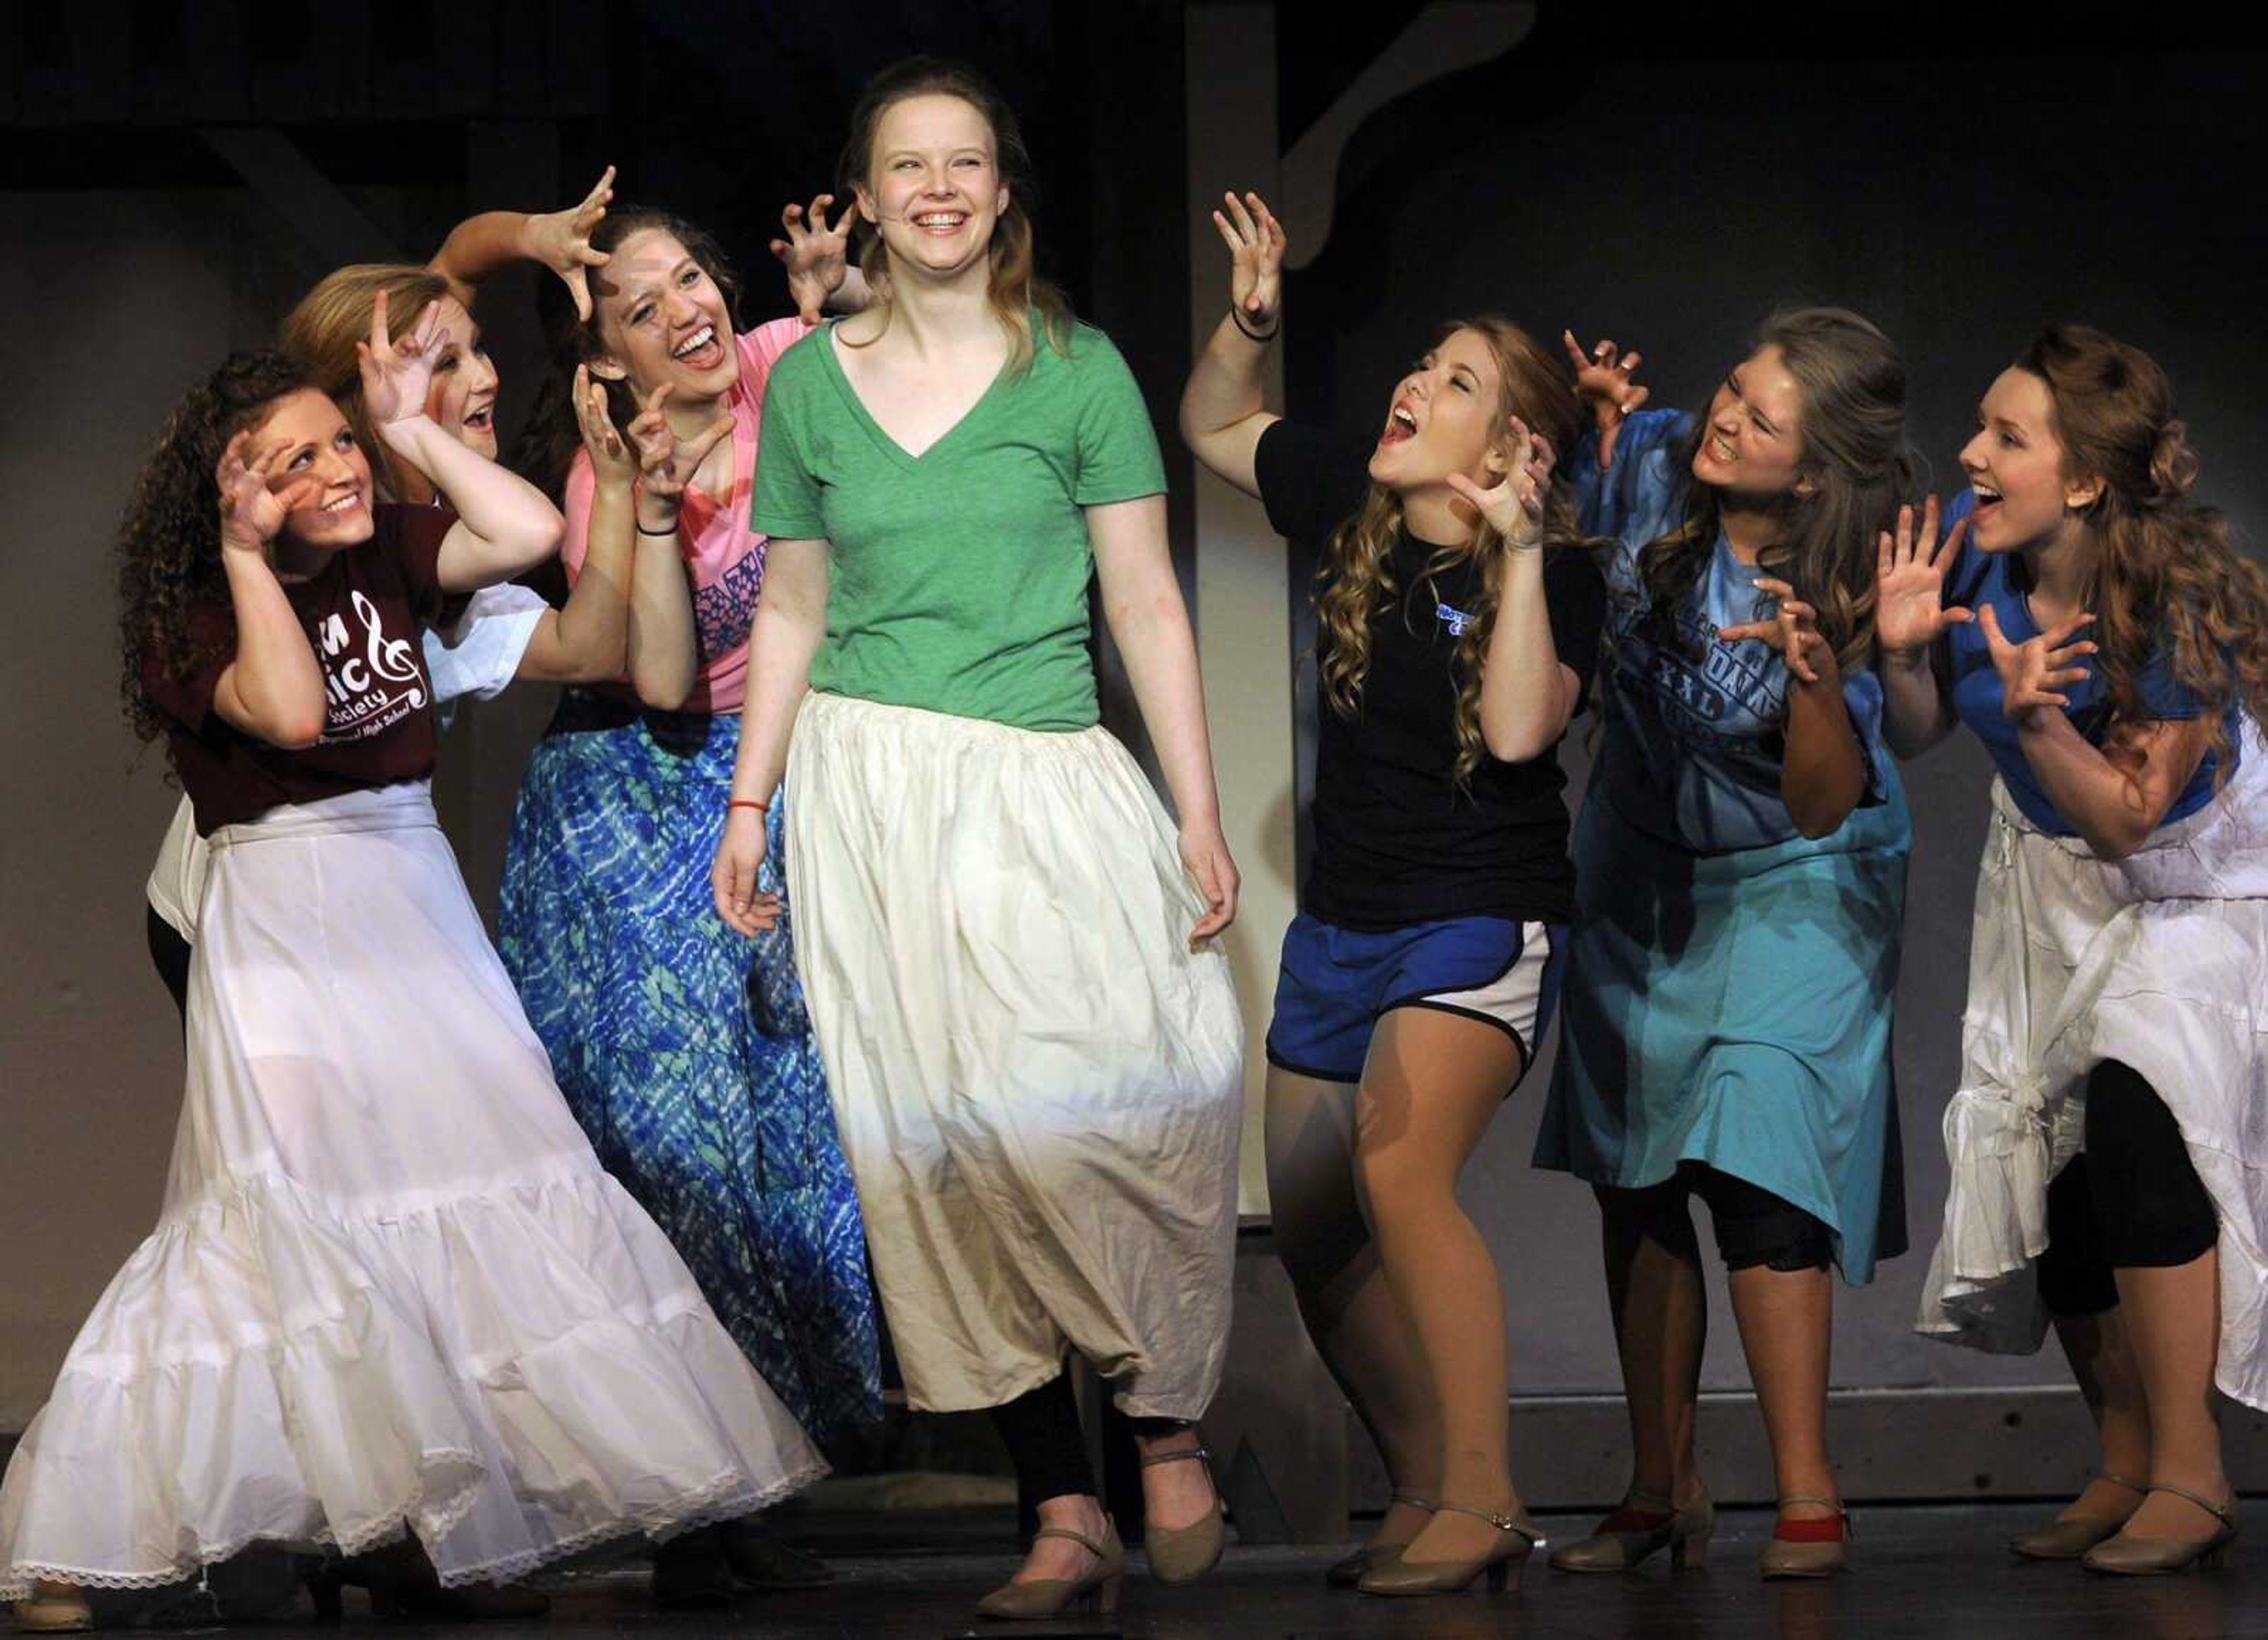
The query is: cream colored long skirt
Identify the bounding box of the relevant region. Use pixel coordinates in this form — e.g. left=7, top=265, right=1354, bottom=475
left=785, top=693, right=1244, bottom=1417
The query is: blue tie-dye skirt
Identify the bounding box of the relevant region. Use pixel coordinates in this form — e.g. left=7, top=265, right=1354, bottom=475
left=498, top=692, right=879, bottom=1442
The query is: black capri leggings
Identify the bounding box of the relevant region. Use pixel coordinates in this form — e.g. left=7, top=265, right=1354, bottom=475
left=988, top=1366, right=1190, bottom=1507
left=1600, top=1161, right=1834, bottom=1274
left=2036, top=1059, right=2220, bottom=1316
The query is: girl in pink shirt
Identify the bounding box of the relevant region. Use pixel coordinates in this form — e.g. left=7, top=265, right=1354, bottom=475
left=493, top=198, right=881, bottom=1608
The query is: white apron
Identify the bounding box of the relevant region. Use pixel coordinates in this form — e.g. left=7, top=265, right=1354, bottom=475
left=1917, top=721, right=2268, bottom=1408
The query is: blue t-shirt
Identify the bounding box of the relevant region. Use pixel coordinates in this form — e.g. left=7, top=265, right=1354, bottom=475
left=1576, top=409, right=1890, bottom=854
left=1941, top=489, right=2237, bottom=836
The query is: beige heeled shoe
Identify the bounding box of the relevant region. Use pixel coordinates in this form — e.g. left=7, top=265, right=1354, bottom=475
left=1356, top=1501, right=1543, bottom=1596
left=2083, top=1482, right=2238, bottom=1576
left=1550, top=1484, right=1715, bottom=1573
left=1758, top=1495, right=1851, bottom=1580
left=974, top=1518, right=1125, bottom=1620
left=12, top=1582, right=94, bottom=1633
left=1140, top=1442, right=1226, bottom=1584
left=2009, top=1471, right=2146, bottom=1560
left=1325, top=1492, right=1432, bottom=1589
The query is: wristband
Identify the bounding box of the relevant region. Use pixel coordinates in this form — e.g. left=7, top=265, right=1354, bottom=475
left=636, top=521, right=680, bottom=537
left=727, top=798, right=770, bottom=815
left=1229, top=305, right=1279, bottom=344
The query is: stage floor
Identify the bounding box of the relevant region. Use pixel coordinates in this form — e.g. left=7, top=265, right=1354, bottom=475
left=165, top=1502, right=2260, bottom=1639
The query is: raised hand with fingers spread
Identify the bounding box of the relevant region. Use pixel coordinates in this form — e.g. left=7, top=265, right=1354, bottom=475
left=216, top=431, right=323, bottom=555
left=1979, top=604, right=2096, bottom=719
left=1213, top=190, right=1286, bottom=337
left=1445, top=419, right=1556, bottom=550
left=1875, top=495, right=1972, bottom=659
left=1560, top=330, right=1650, bottom=467
left=624, top=382, right=734, bottom=534
left=1720, top=576, right=1837, bottom=687
left=355, top=289, right=447, bottom=431
left=524, top=165, right=617, bottom=322
left=572, top=363, right=637, bottom=487
left=773, top=194, right=859, bottom=326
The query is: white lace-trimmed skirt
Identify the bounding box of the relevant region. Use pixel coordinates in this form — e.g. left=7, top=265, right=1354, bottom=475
left=1917, top=722, right=2268, bottom=1407
left=0, top=782, right=824, bottom=1597
left=785, top=693, right=1245, bottom=1418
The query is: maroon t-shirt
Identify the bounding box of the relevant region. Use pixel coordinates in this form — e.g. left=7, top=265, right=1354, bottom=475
left=145, top=504, right=455, bottom=834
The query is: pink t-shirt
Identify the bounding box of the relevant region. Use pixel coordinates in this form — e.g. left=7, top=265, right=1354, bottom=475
left=562, top=317, right=808, bottom=715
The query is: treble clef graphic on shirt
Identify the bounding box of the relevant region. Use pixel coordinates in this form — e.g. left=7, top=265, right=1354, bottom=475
left=353, top=589, right=429, bottom=709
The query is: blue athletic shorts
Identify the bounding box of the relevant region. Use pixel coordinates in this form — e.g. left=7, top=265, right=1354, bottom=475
left=1263, top=911, right=1563, bottom=1088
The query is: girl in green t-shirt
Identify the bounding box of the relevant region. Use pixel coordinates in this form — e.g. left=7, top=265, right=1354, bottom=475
left=712, top=56, right=1245, bottom=1621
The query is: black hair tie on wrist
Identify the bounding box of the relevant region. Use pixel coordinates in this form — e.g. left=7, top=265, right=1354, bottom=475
left=1229, top=306, right=1279, bottom=344
left=636, top=521, right=680, bottom=537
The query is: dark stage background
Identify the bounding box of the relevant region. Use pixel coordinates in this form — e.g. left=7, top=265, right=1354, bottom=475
left=3, top=2, right=2263, bottom=1501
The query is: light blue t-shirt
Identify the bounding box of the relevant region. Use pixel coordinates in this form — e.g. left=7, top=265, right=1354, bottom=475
left=1940, top=488, right=2237, bottom=836
left=1576, top=409, right=1890, bottom=854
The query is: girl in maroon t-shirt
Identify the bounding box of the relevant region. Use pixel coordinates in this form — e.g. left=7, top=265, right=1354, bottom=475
left=1, top=330, right=825, bottom=1630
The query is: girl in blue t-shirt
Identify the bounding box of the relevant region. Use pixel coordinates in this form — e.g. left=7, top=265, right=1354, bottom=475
left=1535, top=314, right=1916, bottom=1580
left=1882, top=324, right=2268, bottom=1576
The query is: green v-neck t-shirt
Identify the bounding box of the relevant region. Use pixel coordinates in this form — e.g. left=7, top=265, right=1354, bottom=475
left=750, top=316, right=1167, bottom=732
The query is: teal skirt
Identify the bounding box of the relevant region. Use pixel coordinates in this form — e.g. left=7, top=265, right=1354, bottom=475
left=1535, top=772, right=1911, bottom=1282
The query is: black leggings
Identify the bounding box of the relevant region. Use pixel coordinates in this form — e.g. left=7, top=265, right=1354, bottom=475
left=988, top=1368, right=1188, bottom=1505
left=1601, top=1162, right=1834, bottom=1274
left=2036, top=1060, right=2220, bottom=1316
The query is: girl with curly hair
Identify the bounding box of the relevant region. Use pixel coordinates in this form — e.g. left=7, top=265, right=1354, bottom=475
left=1535, top=312, right=1916, bottom=1580
left=142, top=194, right=709, bottom=1024
left=490, top=188, right=885, bottom=1609
left=1178, top=192, right=1605, bottom=1598
left=1888, top=325, right=2268, bottom=1575
left=2, top=328, right=823, bottom=1632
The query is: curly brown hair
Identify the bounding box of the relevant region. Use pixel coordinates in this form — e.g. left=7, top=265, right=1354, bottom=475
left=1639, top=307, right=1915, bottom=674
left=2020, top=322, right=2268, bottom=782
left=118, top=350, right=314, bottom=744
left=1315, top=316, right=1599, bottom=787
left=514, top=204, right=745, bottom=494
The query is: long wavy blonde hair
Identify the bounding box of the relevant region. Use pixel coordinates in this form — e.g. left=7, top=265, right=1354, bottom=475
left=1316, top=317, right=1596, bottom=786
left=836, top=56, right=1073, bottom=373
left=2022, top=323, right=2268, bottom=784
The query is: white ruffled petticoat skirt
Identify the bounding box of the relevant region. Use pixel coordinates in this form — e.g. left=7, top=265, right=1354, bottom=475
left=1917, top=720, right=2268, bottom=1408
left=0, top=782, right=824, bottom=1597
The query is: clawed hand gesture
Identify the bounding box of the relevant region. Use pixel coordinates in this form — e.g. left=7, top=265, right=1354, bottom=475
left=355, top=289, right=447, bottom=430
left=1721, top=577, right=1836, bottom=686
left=1213, top=190, right=1285, bottom=334
left=1875, top=496, right=1972, bottom=658
left=1980, top=604, right=2095, bottom=721
left=1560, top=331, right=1648, bottom=466
left=527, top=165, right=615, bottom=323
left=1445, top=419, right=1556, bottom=549
left=625, top=383, right=734, bottom=521
left=571, top=364, right=637, bottom=487
left=216, top=432, right=320, bottom=552
left=774, top=193, right=858, bottom=326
